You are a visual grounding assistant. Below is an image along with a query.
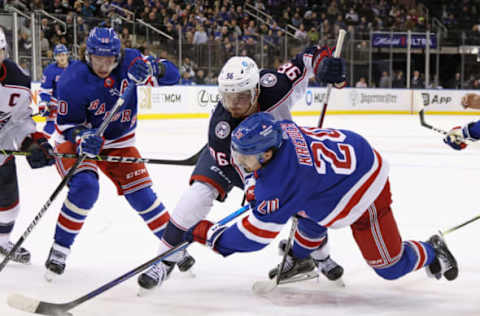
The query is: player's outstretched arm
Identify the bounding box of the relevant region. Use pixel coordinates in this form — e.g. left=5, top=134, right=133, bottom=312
left=461, top=93, right=480, bottom=109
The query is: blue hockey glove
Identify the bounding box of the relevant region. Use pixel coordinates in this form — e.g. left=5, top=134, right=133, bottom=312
left=444, top=123, right=480, bottom=150
left=315, top=57, right=346, bottom=84
left=127, top=57, right=153, bottom=85
left=145, top=56, right=166, bottom=79
left=76, top=129, right=104, bottom=158
left=21, top=132, right=55, bottom=169
left=185, top=220, right=227, bottom=249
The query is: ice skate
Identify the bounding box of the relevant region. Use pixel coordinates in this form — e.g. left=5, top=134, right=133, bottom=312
left=314, top=255, right=345, bottom=287
left=137, top=260, right=174, bottom=296
left=44, top=243, right=70, bottom=282
left=0, top=241, right=31, bottom=265
left=426, top=234, right=458, bottom=281
left=174, top=249, right=196, bottom=278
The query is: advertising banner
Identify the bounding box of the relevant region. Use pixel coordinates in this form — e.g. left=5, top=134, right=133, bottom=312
left=372, top=32, right=437, bottom=49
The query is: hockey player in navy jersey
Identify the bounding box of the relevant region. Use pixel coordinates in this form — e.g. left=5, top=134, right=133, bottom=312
left=44, top=27, right=194, bottom=281
left=138, top=45, right=347, bottom=291
left=189, top=112, right=459, bottom=283
left=38, top=44, right=74, bottom=138
left=0, top=27, right=55, bottom=264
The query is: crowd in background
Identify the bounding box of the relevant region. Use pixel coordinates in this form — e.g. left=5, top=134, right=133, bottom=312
left=2, top=0, right=480, bottom=88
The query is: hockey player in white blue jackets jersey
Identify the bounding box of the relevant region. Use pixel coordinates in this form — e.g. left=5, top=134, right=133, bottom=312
left=0, top=27, right=55, bottom=264
left=189, top=113, right=459, bottom=283
left=44, top=27, right=194, bottom=281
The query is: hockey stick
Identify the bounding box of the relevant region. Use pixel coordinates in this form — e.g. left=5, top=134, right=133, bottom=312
left=317, top=29, right=347, bottom=127
left=7, top=204, right=250, bottom=316
left=440, top=213, right=480, bottom=236
left=0, top=83, right=136, bottom=273
left=418, top=108, right=448, bottom=135
left=0, top=145, right=204, bottom=166
left=251, top=30, right=348, bottom=295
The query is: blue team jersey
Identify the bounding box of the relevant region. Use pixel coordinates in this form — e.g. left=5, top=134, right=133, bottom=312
left=214, top=121, right=389, bottom=256
left=39, top=60, right=74, bottom=102
left=55, top=48, right=179, bottom=147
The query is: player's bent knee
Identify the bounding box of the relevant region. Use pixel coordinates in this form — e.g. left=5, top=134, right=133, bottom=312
left=125, top=187, right=157, bottom=211
left=68, top=171, right=99, bottom=209
left=373, top=263, right=404, bottom=280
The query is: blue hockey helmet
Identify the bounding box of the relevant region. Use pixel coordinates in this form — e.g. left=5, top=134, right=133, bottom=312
left=53, top=44, right=68, bottom=56
left=85, top=27, right=121, bottom=66
left=231, top=112, right=284, bottom=158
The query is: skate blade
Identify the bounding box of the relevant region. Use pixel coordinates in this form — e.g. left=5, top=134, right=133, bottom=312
left=137, top=286, right=157, bottom=297
left=44, top=270, right=59, bottom=283
left=252, top=279, right=277, bottom=295
left=278, top=271, right=319, bottom=285
left=328, top=277, right=346, bottom=288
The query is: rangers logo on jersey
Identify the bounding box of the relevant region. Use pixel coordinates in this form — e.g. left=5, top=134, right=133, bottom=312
left=215, top=121, right=231, bottom=139
left=260, top=73, right=277, bottom=87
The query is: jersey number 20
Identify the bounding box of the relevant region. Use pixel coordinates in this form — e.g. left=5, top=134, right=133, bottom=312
left=301, top=127, right=356, bottom=175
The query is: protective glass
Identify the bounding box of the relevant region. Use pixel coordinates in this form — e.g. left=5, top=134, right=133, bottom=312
left=231, top=148, right=261, bottom=172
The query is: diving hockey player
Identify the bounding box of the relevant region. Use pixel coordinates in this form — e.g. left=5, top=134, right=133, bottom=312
left=189, top=112, right=458, bottom=283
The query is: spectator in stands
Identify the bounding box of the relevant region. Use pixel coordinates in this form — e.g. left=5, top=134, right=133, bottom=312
left=294, top=23, right=308, bottom=42
left=356, top=77, right=368, bottom=88
left=392, top=70, right=405, bottom=88
left=40, top=32, right=50, bottom=55
left=307, top=26, right=319, bottom=45
left=411, top=70, right=424, bottom=89
left=181, top=71, right=195, bottom=85
left=195, top=69, right=206, bottom=85
left=193, top=25, right=208, bottom=45
left=447, top=72, right=462, bottom=89
left=379, top=71, right=391, bottom=88
left=180, top=57, right=196, bottom=78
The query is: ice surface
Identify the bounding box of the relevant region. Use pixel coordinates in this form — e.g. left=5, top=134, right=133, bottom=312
left=1, top=114, right=479, bottom=316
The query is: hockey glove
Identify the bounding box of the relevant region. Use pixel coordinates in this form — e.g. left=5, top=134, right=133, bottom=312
left=315, top=57, right=347, bottom=86
left=127, top=57, right=153, bottom=85
left=186, top=220, right=227, bottom=249
left=76, top=129, right=104, bottom=158
left=244, top=176, right=256, bottom=203
left=38, top=101, right=51, bottom=117
left=21, top=132, right=55, bottom=169
left=145, top=56, right=166, bottom=79
left=443, top=123, right=480, bottom=150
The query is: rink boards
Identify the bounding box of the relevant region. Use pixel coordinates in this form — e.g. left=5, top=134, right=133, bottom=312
left=30, top=83, right=480, bottom=120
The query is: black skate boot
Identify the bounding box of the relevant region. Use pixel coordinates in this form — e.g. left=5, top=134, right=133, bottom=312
left=44, top=243, right=70, bottom=282
left=268, top=240, right=316, bottom=282
left=426, top=234, right=458, bottom=281
left=176, top=249, right=196, bottom=272
left=314, top=255, right=344, bottom=281
left=0, top=241, right=31, bottom=264
left=137, top=260, right=175, bottom=296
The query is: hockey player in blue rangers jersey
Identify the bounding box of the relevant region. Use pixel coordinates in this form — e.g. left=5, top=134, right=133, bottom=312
left=138, top=45, right=347, bottom=291
left=38, top=44, right=75, bottom=138
left=0, top=28, right=55, bottom=264
left=189, top=112, right=459, bottom=283
left=43, top=27, right=194, bottom=281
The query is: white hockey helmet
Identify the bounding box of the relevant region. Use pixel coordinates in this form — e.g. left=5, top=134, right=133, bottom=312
left=218, top=56, right=260, bottom=117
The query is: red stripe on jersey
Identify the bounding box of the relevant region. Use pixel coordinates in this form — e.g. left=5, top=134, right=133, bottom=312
left=326, top=150, right=383, bottom=227
left=110, top=132, right=135, bottom=144
left=411, top=240, right=427, bottom=270
left=0, top=200, right=19, bottom=211
left=294, top=231, right=325, bottom=248
left=58, top=214, right=84, bottom=231
left=148, top=212, right=170, bottom=231
left=241, top=216, right=279, bottom=239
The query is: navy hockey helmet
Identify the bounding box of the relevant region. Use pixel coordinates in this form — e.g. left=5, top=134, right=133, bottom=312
left=85, top=27, right=121, bottom=69
left=231, top=112, right=284, bottom=157
left=53, top=44, right=68, bottom=56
